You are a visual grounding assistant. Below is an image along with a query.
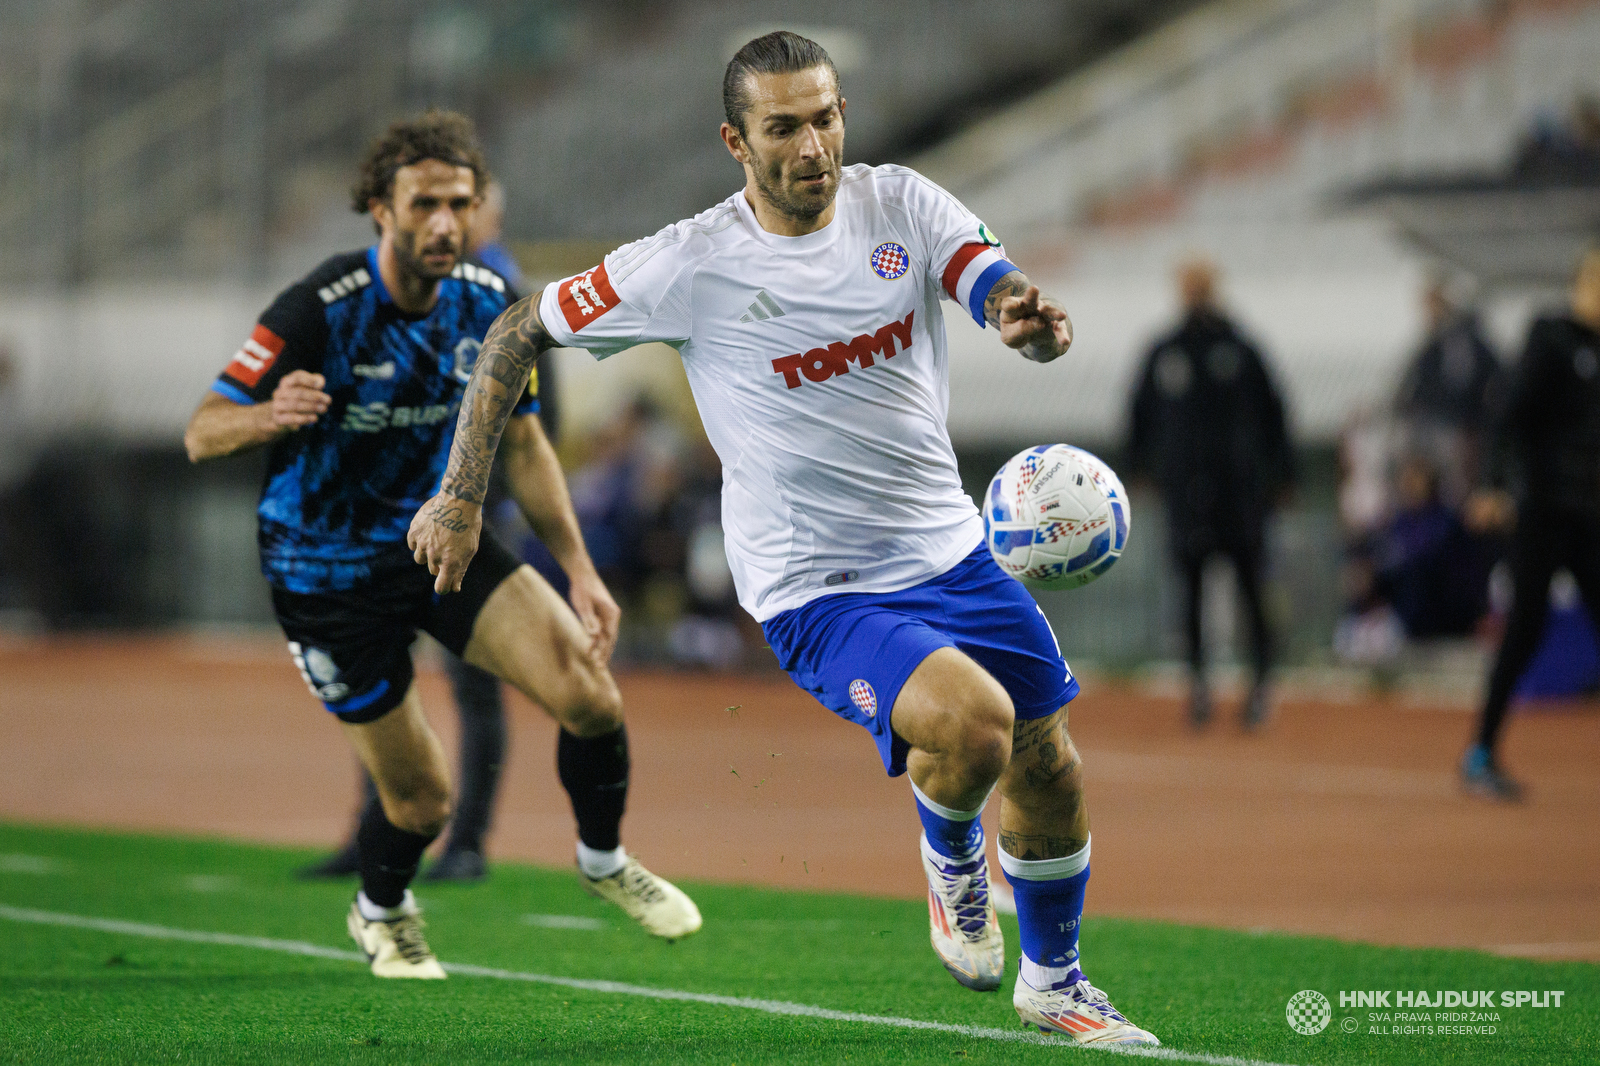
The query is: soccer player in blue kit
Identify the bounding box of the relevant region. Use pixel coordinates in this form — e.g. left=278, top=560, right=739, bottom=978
left=410, top=37, right=1158, bottom=1043
left=184, top=111, right=700, bottom=978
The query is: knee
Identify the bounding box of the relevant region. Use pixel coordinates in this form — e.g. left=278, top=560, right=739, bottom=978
left=554, top=668, right=625, bottom=738
left=949, top=695, right=1014, bottom=788
left=386, top=783, right=451, bottom=837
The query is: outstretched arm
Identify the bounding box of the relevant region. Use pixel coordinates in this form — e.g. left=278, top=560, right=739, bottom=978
left=408, top=294, right=556, bottom=593
left=984, top=270, right=1073, bottom=364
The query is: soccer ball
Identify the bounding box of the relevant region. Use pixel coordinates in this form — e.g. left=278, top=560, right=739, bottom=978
left=982, top=444, right=1131, bottom=590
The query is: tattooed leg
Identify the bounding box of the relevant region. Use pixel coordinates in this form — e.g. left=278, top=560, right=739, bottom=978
left=997, top=706, right=1099, bottom=999
left=996, top=708, right=1087, bottom=860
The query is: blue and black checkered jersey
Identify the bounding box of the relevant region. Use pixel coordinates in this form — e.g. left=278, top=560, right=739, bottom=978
left=212, top=247, right=535, bottom=593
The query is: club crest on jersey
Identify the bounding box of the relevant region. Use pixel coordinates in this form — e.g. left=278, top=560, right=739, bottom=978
left=849, top=679, right=878, bottom=718
left=452, top=337, right=481, bottom=383
left=870, top=242, right=908, bottom=280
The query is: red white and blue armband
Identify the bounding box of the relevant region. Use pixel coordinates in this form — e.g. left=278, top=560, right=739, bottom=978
left=941, top=243, right=1019, bottom=328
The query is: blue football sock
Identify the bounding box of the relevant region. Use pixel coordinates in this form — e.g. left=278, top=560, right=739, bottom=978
left=911, top=779, right=987, bottom=862
left=1000, top=835, right=1091, bottom=989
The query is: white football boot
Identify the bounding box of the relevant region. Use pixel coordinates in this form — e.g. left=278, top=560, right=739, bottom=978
left=921, top=834, right=1005, bottom=991
left=582, top=855, right=702, bottom=940
left=1014, top=972, right=1159, bottom=1045
left=346, top=895, right=447, bottom=979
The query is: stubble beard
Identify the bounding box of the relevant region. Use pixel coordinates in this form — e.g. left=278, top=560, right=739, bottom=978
left=751, top=149, right=841, bottom=225
left=394, top=226, right=463, bottom=286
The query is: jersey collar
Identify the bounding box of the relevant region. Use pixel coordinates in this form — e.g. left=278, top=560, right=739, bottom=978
left=734, top=188, right=841, bottom=253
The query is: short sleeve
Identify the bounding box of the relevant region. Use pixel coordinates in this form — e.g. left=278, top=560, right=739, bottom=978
left=899, top=171, right=1019, bottom=328
left=212, top=283, right=326, bottom=404
left=538, top=232, right=691, bottom=357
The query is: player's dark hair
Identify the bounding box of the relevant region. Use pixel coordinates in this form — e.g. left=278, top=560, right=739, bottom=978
left=351, top=108, right=489, bottom=220
left=723, top=31, right=839, bottom=137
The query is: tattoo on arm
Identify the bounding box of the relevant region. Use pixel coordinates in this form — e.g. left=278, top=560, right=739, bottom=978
left=437, top=295, right=553, bottom=506
left=982, top=270, right=1029, bottom=331
left=424, top=501, right=472, bottom=533
left=983, top=269, right=1070, bottom=363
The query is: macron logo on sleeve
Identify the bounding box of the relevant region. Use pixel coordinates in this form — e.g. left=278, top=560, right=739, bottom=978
left=557, top=262, right=619, bottom=333
left=226, top=324, right=285, bottom=387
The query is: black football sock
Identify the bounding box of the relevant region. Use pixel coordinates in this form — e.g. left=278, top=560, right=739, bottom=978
left=557, top=725, right=629, bottom=851
left=356, top=799, right=438, bottom=908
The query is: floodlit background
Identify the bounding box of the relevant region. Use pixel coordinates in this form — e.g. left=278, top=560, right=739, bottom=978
left=1, top=0, right=1597, bottom=693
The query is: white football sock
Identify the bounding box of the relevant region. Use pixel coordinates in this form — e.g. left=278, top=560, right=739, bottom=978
left=356, top=889, right=416, bottom=921
left=577, top=842, right=627, bottom=879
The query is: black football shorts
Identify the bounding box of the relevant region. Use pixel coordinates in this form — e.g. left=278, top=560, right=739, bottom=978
left=271, top=531, right=523, bottom=724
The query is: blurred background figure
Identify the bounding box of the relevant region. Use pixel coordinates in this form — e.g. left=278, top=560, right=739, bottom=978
left=561, top=395, right=744, bottom=667
left=0, top=342, right=34, bottom=623
left=664, top=437, right=744, bottom=671
left=300, top=184, right=560, bottom=885
left=1393, top=271, right=1505, bottom=506
left=467, top=179, right=524, bottom=291
left=1128, top=257, right=1294, bottom=730
left=1369, top=454, right=1494, bottom=641
left=566, top=397, right=682, bottom=620
left=1461, top=246, right=1600, bottom=802
left=1512, top=94, right=1600, bottom=185
left=1336, top=273, right=1506, bottom=664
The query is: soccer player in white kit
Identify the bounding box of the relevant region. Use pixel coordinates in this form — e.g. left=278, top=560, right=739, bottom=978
left=410, top=31, right=1157, bottom=1045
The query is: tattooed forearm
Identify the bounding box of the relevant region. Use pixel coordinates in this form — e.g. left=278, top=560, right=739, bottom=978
left=984, top=269, right=1072, bottom=363
left=998, top=830, right=1088, bottom=862
left=983, top=271, right=1029, bottom=330
left=438, top=295, right=553, bottom=506
left=424, top=501, right=472, bottom=532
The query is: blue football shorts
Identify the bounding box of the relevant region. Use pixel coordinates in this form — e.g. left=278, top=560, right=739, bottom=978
left=762, top=540, right=1079, bottom=777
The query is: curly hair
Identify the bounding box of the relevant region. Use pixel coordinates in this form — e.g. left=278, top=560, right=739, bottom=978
left=350, top=109, right=489, bottom=217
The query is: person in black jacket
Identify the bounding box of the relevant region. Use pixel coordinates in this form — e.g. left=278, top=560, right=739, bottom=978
left=1394, top=274, right=1505, bottom=501
left=1461, top=246, right=1600, bottom=801
left=1129, top=259, right=1294, bottom=729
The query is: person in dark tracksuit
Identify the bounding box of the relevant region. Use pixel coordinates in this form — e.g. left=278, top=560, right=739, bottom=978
left=1460, top=247, right=1600, bottom=801
left=1129, top=259, right=1294, bottom=730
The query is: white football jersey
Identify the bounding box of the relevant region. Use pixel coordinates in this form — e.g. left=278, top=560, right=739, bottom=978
left=540, top=163, right=1018, bottom=621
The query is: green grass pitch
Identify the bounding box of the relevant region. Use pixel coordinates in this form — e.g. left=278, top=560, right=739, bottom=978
left=0, top=823, right=1594, bottom=1065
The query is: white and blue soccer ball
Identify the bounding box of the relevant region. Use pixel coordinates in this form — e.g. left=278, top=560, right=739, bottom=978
left=983, top=444, right=1131, bottom=590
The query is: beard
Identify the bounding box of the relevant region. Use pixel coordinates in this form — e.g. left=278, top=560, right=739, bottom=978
left=393, top=226, right=463, bottom=284
left=749, top=147, right=842, bottom=224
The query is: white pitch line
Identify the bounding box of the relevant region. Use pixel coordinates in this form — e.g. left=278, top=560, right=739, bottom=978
left=0, top=903, right=1299, bottom=1066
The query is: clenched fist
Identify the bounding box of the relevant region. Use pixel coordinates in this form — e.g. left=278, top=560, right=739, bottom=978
left=268, top=370, right=332, bottom=430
